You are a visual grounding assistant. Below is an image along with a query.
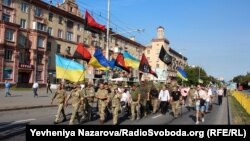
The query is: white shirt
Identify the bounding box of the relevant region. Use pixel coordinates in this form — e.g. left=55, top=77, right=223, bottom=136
left=217, top=89, right=224, bottom=96
left=158, top=89, right=170, bottom=101
left=33, top=82, right=39, bottom=89
left=121, top=91, right=130, bottom=102
left=194, top=89, right=206, bottom=105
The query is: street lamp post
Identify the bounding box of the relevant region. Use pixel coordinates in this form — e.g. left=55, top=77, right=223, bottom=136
left=106, top=0, right=110, bottom=59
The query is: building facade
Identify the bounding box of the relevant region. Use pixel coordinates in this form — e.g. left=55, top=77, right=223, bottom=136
left=0, top=0, right=145, bottom=86
left=143, top=26, right=188, bottom=83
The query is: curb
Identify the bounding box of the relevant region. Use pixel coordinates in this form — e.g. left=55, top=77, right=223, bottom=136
left=0, top=105, right=57, bottom=112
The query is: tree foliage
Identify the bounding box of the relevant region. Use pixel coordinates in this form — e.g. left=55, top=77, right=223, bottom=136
left=177, top=65, right=221, bottom=87
left=232, top=72, right=250, bottom=89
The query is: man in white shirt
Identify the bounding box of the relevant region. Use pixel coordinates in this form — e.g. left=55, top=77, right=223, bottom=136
left=194, top=85, right=206, bottom=124
left=217, top=87, right=224, bottom=105
left=33, top=81, right=39, bottom=97
left=158, top=85, right=170, bottom=114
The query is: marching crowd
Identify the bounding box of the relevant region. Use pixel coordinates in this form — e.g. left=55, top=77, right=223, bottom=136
left=51, top=80, right=227, bottom=125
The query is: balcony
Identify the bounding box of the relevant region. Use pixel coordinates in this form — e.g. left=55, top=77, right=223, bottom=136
left=19, top=63, right=34, bottom=69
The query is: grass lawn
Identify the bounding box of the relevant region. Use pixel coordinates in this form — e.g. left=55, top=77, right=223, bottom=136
left=229, top=95, right=250, bottom=124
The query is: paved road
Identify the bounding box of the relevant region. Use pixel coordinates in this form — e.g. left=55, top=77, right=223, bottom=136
left=0, top=88, right=57, bottom=111
left=0, top=96, right=229, bottom=141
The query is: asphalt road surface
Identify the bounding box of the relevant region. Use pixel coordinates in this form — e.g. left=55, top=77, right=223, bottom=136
left=0, top=97, right=229, bottom=141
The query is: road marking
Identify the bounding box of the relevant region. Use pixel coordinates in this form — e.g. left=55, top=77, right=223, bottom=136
left=152, top=114, right=162, bottom=119
left=14, top=119, right=36, bottom=123
left=0, top=119, right=36, bottom=129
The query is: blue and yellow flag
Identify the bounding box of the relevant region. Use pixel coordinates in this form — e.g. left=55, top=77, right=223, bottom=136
left=122, top=51, right=140, bottom=69
left=177, top=66, right=188, bottom=81
left=55, top=54, right=85, bottom=82
left=88, top=48, right=110, bottom=70
left=198, top=78, right=204, bottom=84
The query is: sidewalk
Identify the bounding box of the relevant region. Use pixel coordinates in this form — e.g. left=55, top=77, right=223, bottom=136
left=0, top=88, right=58, bottom=111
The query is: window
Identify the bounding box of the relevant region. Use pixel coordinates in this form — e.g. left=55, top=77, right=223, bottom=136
left=2, top=14, right=10, bottom=22
left=21, top=3, right=28, bottom=13
left=18, top=35, right=26, bottom=47
left=59, top=16, right=63, bottom=24
left=4, top=50, right=13, bottom=61
left=57, top=44, right=61, bottom=53
left=47, top=42, right=51, bottom=51
left=47, top=27, right=52, bottom=36
left=37, top=54, right=43, bottom=64
left=77, top=35, right=81, bottom=42
left=77, top=24, right=81, bottom=31
left=34, top=7, right=42, bottom=17
left=48, top=13, right=53, bottom=21
left=37, top=36, right=44, bottom=48
left=147, top=50, right=150, bottom=54
left=66, top=31, right=73, bottom=41
left=36, top=22, right=46, bottom=32
left=3, top=69, right=12, bottom=79
left=48, top=56, right=51, bottom=67
left=70, top=7, right=73, bottom=12
left=36, top=71, right=42, bottom=80
left=84, top=38, right=88, bottom=44
left=3, top=0, right=11, bottom=7
left=5, top=29, right=14, bottom=41
left=66, top=46, right=71, bottom=54
left=147, top=57, right=150, bottom=61
left=57, top=29, right=63, bottom=38
left=19, top=52, right=24, bottom=63
left=156, top=64, right=159, bottom=68
left=67, top=20, right=73, bottom=29
left=20, top=19, right=26, bottom=29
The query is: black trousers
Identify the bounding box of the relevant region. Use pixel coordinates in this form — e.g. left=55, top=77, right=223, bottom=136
left=47, top=85, right=52, bottom=93
left=160, top=101, right=168, bottom=114
left=218, top=95, right=223, bottom=105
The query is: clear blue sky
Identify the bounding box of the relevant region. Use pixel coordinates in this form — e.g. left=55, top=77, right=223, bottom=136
left=60, top=0, right=250, bottom=81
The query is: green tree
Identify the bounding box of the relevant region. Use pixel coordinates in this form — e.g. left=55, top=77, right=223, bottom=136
left=232, top=72, right=250, bottom=89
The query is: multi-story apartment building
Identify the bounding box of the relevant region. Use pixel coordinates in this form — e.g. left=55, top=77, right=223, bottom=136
left=143, top=26, right=188, bottom=83
left=0, top=0, right=145, bottom=86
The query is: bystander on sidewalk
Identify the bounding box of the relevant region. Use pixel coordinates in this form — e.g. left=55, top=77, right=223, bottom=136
left=0, top=88, right=57, bottom=111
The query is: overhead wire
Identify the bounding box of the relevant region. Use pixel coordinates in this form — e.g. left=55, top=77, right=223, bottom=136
left=42, top=0, right=148, bottom=44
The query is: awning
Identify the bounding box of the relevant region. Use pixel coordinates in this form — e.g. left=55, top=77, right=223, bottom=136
left=4, top=67, right=12, bottom=71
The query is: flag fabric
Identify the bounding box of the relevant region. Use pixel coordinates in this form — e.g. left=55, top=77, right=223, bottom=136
left=115, top=53, right=130, bottom=72
left=88, top=48, right=110, bottom=70
left=73, top=44, right=92, bottom=62
left=198, top=78, right=204, bottom=84
left=108, top=58, right=122, bottom=71
left=176, top=66, right=188, bottom=81
left=139, top=53, right=158, bottom=78
left=85, top=10, right=105, bottom=31
left=55, top=54, right=85, bottom=82
left=122, top=51, right=140, bottom=69
left=159, top=46, right=172, bottom=65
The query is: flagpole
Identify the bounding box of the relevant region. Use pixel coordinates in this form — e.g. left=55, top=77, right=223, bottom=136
left=106, top=0, right=110, bottom=59
left=198, top=66, right=200, bottom=84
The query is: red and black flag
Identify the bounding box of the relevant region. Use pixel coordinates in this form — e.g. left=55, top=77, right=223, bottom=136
left=115, top=53, right=130, bottom=73
left=85, top=10, right=105, bottom=31
left=73, top=44, right=92, bottom=62
left=139, top=53, right=158, bottom=78
left=159, top=45, right=172, bottom=65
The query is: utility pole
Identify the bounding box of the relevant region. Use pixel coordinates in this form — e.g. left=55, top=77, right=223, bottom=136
left=106, top=0, right=110, bottom=59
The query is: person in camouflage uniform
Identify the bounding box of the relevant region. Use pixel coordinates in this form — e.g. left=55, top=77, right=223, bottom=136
left=51, top=83, right=67, bottom=124
left=110, top=85, right=122, bottom=125
left=187, top=85, right=196, bottom=111
left=65, top=83, right=83, bottom=125
left=95, top=83, right=109, bottom=124
left=79, top=82, right=96, bottom=122
left=130, top=84, right=140, bottom=120
left=139, top=81, right=150, bottom=118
